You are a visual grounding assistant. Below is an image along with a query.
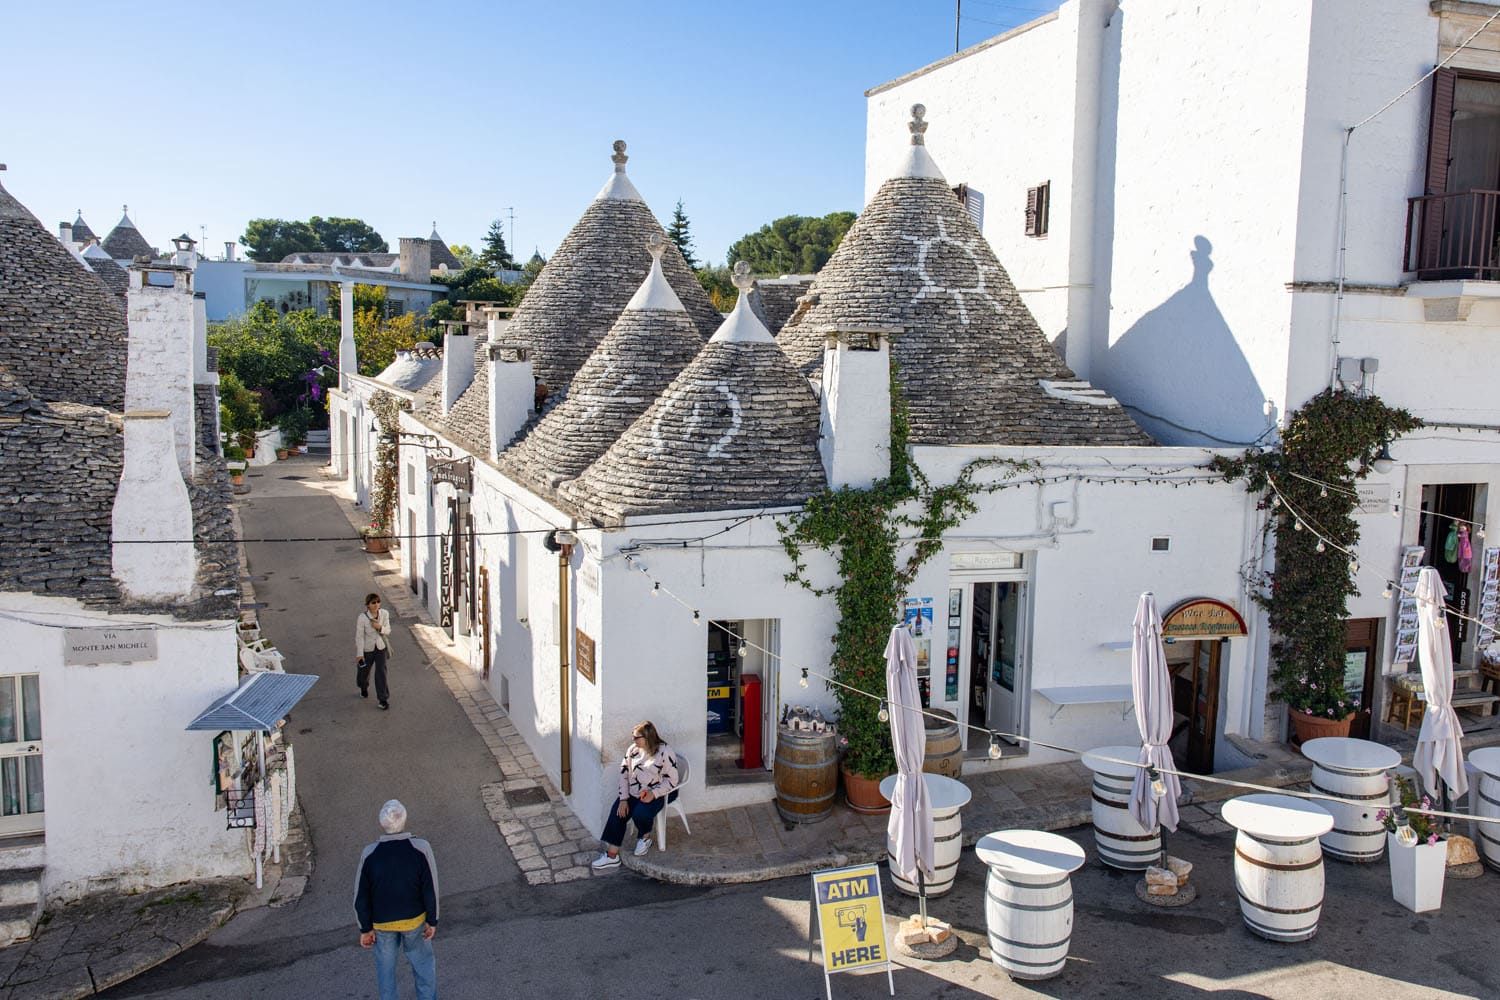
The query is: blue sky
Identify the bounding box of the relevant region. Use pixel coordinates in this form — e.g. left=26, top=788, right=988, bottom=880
left=1, top=1, right=1058, bottom=265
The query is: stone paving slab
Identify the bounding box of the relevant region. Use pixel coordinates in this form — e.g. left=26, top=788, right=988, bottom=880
left=0, top=880, right=249, bottom=1000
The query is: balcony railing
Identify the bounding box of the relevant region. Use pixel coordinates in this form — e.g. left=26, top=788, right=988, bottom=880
left=1404, top=189, right=1500, bottom=280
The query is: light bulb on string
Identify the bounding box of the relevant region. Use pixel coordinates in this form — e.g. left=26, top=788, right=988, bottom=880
left=1319, top=486, right=1328, bottom=498
left=799, top=667, right=809, bottom=689
left=1293, top=520, right=1303, bottom=532
left=877, top=701, right=890, bottom=723
left=651, top=582, right=660, bottom=596
left=737, top=643, right=747, bottom=658
left=1382, top=581, right=1394, bottom=599
left=1348, top=558, right=1359, bottom=573
left=988, top=734, right=1003, bottom=760
left=692, top=610, right=701, bottom=625
left=1270, top=495, right=1281, bottom=508
left=1148, top=766, right=1167, bottom=800
left=1392, top=504, right=1402, bottom=518
left=1315, top=540, right=1325, bottom=553
left=1480, top=525, right=1488, bottom=540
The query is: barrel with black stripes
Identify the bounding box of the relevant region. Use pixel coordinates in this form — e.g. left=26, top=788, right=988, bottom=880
left=880, top=773, right=973, bottom=898
left=774, top=728, right=838, bottom=824
left=923, top=709, right=963, bottom=779
left=1222, top=794, right=1335, bottom=943
left=1300, top=737, right=1399, bottom=863
left=1470, top=747, right=1500, bottom=869
left=1081, top=746, right=1160, bottom=870
left=976, top=831, right=1086, bottom=982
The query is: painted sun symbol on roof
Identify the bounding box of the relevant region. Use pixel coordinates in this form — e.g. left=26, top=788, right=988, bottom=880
left=890, top=217, right=1004, bottom=325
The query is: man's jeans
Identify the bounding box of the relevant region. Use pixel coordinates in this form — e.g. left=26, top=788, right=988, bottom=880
left=374, top=926, right=436, bottom=1000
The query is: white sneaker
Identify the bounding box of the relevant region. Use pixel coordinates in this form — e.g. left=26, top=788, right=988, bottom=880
left=590, top=852, right=620, bottom=870
left=633, top=836, right=653, bottom=857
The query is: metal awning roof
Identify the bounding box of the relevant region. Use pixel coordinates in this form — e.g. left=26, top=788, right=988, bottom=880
left=185, top=673, right=318, bottom=732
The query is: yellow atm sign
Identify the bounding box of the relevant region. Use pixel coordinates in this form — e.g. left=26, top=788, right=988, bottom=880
left=812, top=863, right=890, bottom=982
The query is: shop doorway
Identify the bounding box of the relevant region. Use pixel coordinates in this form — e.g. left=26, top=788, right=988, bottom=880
left=0, top=675, right=43, bottom=837
left=1344, top=618, right=1381, bottom=739
left=706, top=619, right=777, bottom=786
left=1168, top=640, right=1221, bottom=775
left=1419, top=483, right=1484, bottom=661
left=964, top=581, right=1029, bottom=753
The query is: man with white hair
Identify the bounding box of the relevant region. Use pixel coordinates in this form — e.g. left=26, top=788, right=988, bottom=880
left=354, top=799, right=440, bottom=1000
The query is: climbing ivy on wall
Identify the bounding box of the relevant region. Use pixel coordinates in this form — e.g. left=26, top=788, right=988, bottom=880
left=1212, top=389, right=1418, bottom=719
left=780, top=371, right=1032, bottom=776
left=367, top=390, right=405, bottom=537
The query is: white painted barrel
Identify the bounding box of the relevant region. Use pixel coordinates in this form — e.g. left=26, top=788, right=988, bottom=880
left=880, top=773, right=973, bottom=898
left=1300, top=738, right=1398, bottom=864
left=1082, top=747, right=1160, bottom=870
left=1222, top=794, right=1333, bottom=943
left=1470, top=748, right=1500, bottom=870
left=984, top=869, right=1074, bottom=980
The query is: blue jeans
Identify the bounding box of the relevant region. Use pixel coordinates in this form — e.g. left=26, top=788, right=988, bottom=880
left=374, top=925, right=436, bottom=1000
left=600, top=796, right=665, bottom=848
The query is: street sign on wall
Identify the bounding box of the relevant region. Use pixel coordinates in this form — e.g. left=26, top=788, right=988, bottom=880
left=63, top=627, right=158, bottom=665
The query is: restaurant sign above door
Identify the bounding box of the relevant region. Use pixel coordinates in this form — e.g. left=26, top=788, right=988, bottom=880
left=1162, top=598, right=1247, bottom=639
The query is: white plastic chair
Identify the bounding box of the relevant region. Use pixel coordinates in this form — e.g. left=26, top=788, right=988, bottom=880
left=657, top=754, right=691, bottom=852
left=238, top=637, right=285, bottom=673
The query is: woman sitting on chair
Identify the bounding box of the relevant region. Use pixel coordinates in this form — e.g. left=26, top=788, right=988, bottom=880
left=591, top=721, right=680, bottom=869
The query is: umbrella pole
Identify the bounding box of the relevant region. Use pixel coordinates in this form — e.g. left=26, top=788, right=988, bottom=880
left=918, top=868, right=927, bottom=927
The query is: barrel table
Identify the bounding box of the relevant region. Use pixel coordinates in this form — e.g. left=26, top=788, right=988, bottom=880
left=923, top=709, right=963, bottom=779
left=1470, top=747, right=1500, bottom=869
left=1300, top=737, right=1399, bottom=863
left=1221, top=794, right=1335, bottom=942
left=878, top=773, right=972, bottom=897
left=774, top=729, right=839, bottom=824
left=1080, top=746, right=1160, bottom=870
left=975, top=829, right=1087, bottom=981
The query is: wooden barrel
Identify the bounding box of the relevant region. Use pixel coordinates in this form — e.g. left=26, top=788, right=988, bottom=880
left=774, top=729, right=838, bottom=824
left=923, top=709, right=963, bottom=779
left=1309, top=762, right=1389, bottom=862
left=984, top=868, right=1074, bottom=980
left=1472, top=750, right=1500, bottom=869
left=1232, top=829, right=1326, bottom=942
left=891, top=805, right=963, bottom=897
left=1082, top=748, right=1160, bottom=871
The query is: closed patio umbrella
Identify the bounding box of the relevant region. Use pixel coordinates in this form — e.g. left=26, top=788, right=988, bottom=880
left=1414, top=566, right=1468, bottom=802
left=1130, top=592, right=1181, bottom=833
left=884, top=624, right=934, bottom=921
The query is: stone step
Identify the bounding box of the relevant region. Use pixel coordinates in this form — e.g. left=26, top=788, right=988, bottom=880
left=0, top=902, right=41, bottom=948
left=0, top=866, right=43, bottom=907
left=0, top=835, right=45, bottom=871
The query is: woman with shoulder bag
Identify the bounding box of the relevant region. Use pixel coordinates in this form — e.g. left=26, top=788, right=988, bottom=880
left=356, top=593, right=392, bottom=710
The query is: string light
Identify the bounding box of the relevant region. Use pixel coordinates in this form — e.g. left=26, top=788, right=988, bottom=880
left=877, top=701, right=890, bottom=723
left=1294, top=520, right=1304, bottom=531
left=1148, top=766, right=1166, bottom=800
left=737, top=643, right=747, bottom=658
left=1315, top=540, right=1325, bottom=553
left=1271, top=495, right=1281, bottom=508
left=692, top=610, right=701, bottom=624
left=799, top=667, right=809, bottom=688
left=651, top=582, right=660, bottom=596
left=1382, top=582, right=1394, bottom=599
left=988, top=734, right=1003, bottom=760
left=1348, top=558, right=1359, bottom=573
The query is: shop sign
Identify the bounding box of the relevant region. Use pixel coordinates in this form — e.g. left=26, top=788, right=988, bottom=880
left=950, top=551, right=1022, bottom=571
left=63, top=626, right=158, bottom=665
left=576, top=629, right=596, bottom=684
left=1356, top=483, right=1391, bottom=514
left=810, top=863, right=892, bottom=994
left=427, top=455, right=473, bottom=492
left=1162, top=598, right=1247, bottom=639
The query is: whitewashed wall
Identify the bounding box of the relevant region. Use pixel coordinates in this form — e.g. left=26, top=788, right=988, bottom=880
left=0, top=595, right=248, bottom=902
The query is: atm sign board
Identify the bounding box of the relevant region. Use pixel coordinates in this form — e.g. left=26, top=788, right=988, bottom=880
left=810, top=863, right=893, bottom=996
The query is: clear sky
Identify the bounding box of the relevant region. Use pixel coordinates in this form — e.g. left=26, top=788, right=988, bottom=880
left=1, top=0, right=1059, bottom=265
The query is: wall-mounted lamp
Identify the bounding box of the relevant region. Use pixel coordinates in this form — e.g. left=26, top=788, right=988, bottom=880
left=1372, top=440, right=1395, bottom=475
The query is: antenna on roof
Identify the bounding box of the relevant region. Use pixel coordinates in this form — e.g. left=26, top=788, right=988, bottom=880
left=612, top=140, right=628, bottom=172
left=909, top=105, right=929, bottom=146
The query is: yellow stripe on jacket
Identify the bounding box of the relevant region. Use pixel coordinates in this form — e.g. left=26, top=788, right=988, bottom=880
left=373, top=913, right=426, bottom=932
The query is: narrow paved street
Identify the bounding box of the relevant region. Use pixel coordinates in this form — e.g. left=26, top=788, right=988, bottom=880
left=107, top=463, right=1497, bottom=1000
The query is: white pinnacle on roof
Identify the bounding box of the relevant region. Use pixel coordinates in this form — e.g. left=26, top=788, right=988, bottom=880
left=625, top=233, right=687, bottom=312
left=594, top=139, right=644, bottom=202
left=709, top=263, right=775, bottom=344
left=899, top=104, right=946, bottom=181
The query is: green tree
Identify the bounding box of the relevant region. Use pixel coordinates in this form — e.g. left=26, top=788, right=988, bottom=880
left=479, top=219, right=515, bottom=271
left=427, top=266, right=525, bottom=324
left=448, top=244, right=479, bottom=269
left=726, top=211, right=856, bottom=275
left=695, top=265, right=737, bottom=311
left=209, top=302, right=339, bottom=417
left=218, top=371, right=263, bottom=451
left=355, top=308, right=424, bottom=376
left=308, top=216, right=388, bottom=254
left=241, top=219, right=319, bottom=262
left=522, top=251, right=547, bottom=286
left=667, top=200, right=698, bottom=269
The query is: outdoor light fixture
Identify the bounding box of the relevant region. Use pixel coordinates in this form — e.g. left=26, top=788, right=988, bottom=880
left=799, top=667, right=809, bottom=688
left=1372, top=440, right=1395, bottom=474
left=1480, top=525, right=1488, bottom=540
left=1315, top=540, right=1326, bottom=553
left=737, top=643, right=747, bottom=658
left=1148, top=767, right=1167, bottom=800
left=988, top=734, right=1003, bottom=759
left=1294, top=520, right=1304, bottom=532
left=877, top=701, right=890, bottom=723
left=1271, top=495, right=1281, bottom=508
left=1382, top=581, right=1394, bottom=599
left=692, top=610, right=701, bottom=624
left=651, top=582, right=660, bottom=596
left=1349, top=558, right=1359, bottom=573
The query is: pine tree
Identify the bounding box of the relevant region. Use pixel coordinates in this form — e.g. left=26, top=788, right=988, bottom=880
left=479, top=219, right=515, bottom=271
left=666, top=200, right=698, bottom=269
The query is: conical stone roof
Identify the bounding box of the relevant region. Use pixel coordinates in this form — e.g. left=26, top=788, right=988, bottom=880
left=559, top=264, right=825, bottom=523
left=430, top=140, right=721, bottom=458
left=102, top=206, right=153, bottom=261
left=82, top=241, right=129, bottom=302
left=71, top=211, right=96, bottom=244
left=429, top=225, right=462, bottom=271
left=0, top=175, right=128, bottom=408
left=778, top=106, right=1150, bottom=448
left=498, top=234, right=705, bottom=498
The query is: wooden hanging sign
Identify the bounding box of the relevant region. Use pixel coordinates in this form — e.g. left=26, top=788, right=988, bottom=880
left=1162, top=598, right=1247, bottom=639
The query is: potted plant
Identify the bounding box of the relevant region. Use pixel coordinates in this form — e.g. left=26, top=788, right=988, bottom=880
left=361, top=523, right=390, bottom=554
left=1284, top=677, right=1356, bottom=745
left=275, top=406, right=312, bottom=462
left=838, top=700, right=895, bottom=815
left=225, top=445, right=248, bottom=488
left=1379, top=776, right=1445, bottom=913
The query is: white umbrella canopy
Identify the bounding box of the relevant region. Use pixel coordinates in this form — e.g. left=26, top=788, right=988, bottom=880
left=1413, top=566, right=1468, bottom=801
left=884, top=624, right=934, bottom=888
left=1130, top=592, right=1182, bottom=832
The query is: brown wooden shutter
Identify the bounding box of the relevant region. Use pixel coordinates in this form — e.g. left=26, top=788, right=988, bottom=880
left=1025, top=186, right=1040, bottom=236
left=1420, top=68, right=1457, bottom=272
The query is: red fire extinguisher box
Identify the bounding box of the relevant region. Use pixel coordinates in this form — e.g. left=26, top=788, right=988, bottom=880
left=739, top=674, right=762, bottom=770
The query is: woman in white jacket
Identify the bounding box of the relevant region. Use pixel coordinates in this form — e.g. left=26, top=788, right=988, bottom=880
left=356, top=593, right=392, bottom=709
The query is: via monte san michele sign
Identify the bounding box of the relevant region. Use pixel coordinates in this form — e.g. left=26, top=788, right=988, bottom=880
left=63, top=626, right=159, bottom=665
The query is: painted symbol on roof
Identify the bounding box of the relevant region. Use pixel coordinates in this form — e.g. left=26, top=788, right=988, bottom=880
left=647, top=380, right=742, bottom=460
left=890, top=217, right=1004, bottom=325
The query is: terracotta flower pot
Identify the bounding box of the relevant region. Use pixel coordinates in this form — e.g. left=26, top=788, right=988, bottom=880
left=1287, top=709, right=1354, bottom=746
left=275, top=448, right=289, bottom=461
left=362, top=534, right=390, bottom=554
left=842, top=766, right=892, bottom=815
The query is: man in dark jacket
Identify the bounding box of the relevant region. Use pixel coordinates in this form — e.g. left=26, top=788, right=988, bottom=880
left=354, top=799, right=439, bottom=1000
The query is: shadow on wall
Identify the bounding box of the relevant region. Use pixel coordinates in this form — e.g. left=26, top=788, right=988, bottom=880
left=1105, top=237, right=1268, bottom=446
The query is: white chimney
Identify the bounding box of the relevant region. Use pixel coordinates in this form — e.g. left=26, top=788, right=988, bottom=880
left=171, top=233, right=199, bottom=269
left=193, top=292, right=210, bottom=384
left=819, top=327, right=895, bottom=490
left=112, top=411, right=196, bottom=600
left=125, top=266, right=198, bottom=478
left=224, top=241, right=236, bottom=262
left=488, top=343, right=534, bottom=461
left=441, top=322, right=475, bottom=415
left=59, top=222, right=74, bottom=245
left=486, top=308, right=512, bottom=342
left=338, top=280, right=357, bottom=391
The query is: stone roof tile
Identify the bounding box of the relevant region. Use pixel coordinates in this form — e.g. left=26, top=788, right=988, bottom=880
left=101, top=208, right=154, bottom=261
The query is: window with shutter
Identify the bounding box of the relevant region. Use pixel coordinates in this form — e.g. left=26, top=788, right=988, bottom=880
left=1419, top=69, right=1457, bottom=273
left=953, top=183, right=985, bottom=230
left=1025, top=182, right=1050, bottom=238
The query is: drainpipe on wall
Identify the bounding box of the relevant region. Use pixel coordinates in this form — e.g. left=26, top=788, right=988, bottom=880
left=549, top=530, right=578, bottom=795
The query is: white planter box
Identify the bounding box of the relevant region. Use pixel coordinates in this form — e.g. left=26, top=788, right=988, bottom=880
left=1387, top=833, right=1446, bottom=913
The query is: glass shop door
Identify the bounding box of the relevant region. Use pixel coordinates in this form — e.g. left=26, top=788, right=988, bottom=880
left=0, top=675, right=43, bottom=837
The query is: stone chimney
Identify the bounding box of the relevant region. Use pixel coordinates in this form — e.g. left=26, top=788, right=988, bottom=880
left=338, top=280, right=357, bottom=391
left=224, top=241, right=236, bottom=261
left=487, top=343, right=534, bottom=461
left=399, top=237, right=431, bottom=278
left=125, top=265, right=198, bottom=478
left=193, top=292, right=210, bottom=384
left=112, top=411, right=196, bottom=600
left=59, top=222, right=74, bottom=245
left=486, top=307, right=512, bottom=342
left=819, top=327, right=897, bottom=490
left=441, top=321, right=475, bottom=415
left=171, top=233, right=199, bottom=269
